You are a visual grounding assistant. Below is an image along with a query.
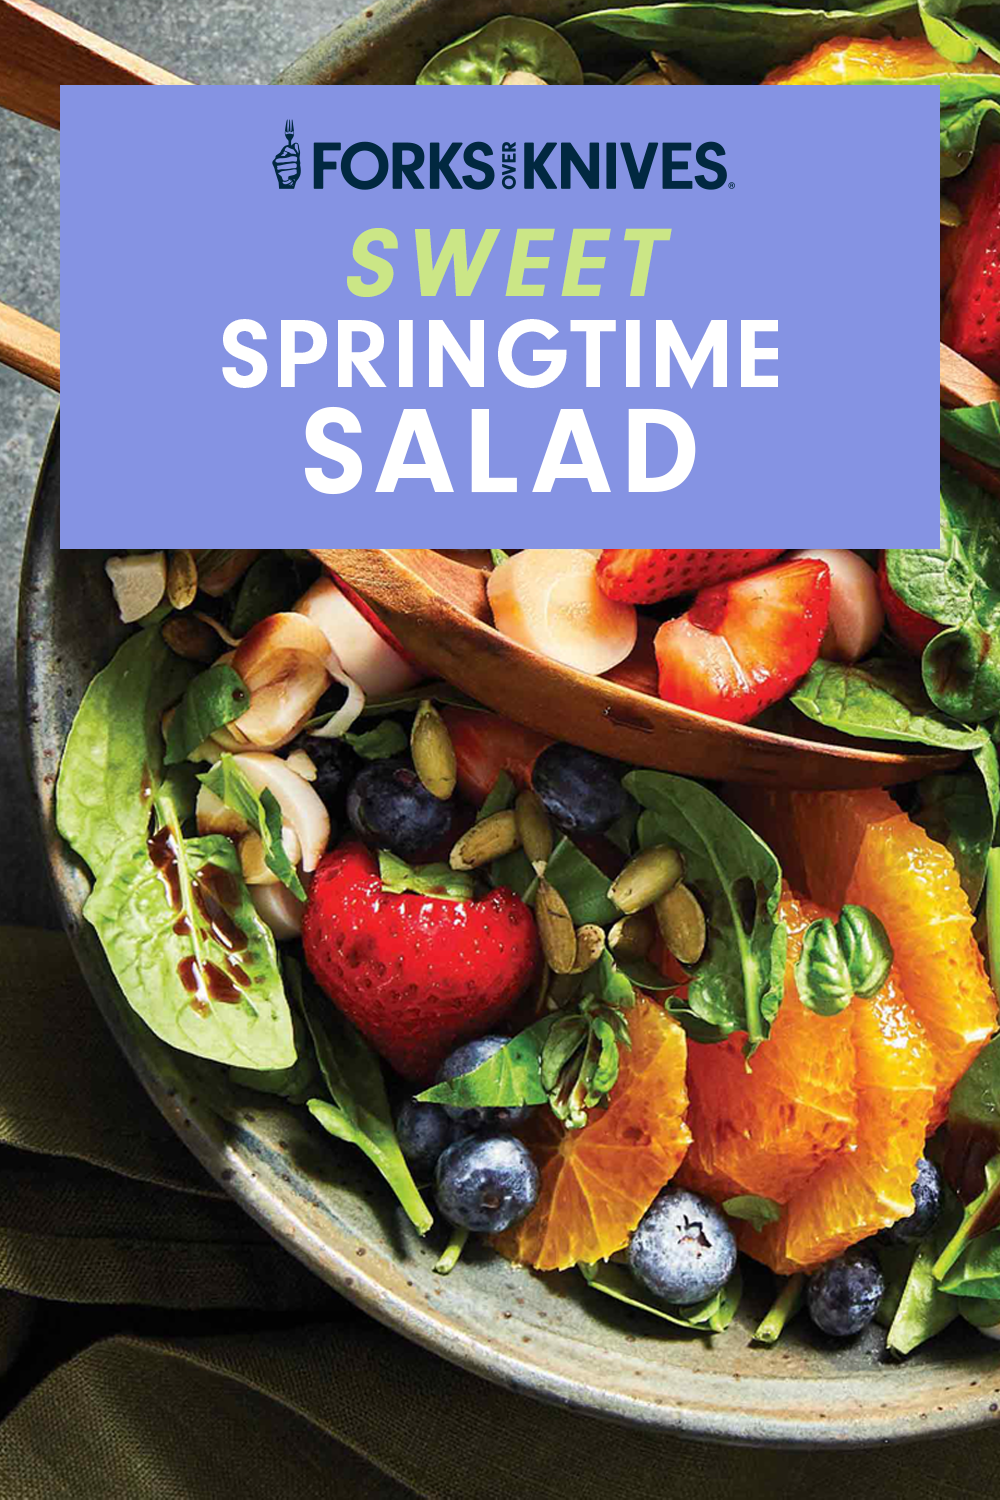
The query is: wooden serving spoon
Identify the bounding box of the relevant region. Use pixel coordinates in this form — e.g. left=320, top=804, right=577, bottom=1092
left=940, top=341, right=1000, bottom=500
left=312, top=549, right=964, bottom=790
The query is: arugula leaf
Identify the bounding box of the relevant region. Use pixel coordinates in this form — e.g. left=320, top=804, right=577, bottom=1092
left=613, top=955, right=679, bottom=991
left=344, top=720, right=409, bottom=761
left=229, top=552, right=301, bottom=637
left=56, top=628, right=195, bottom=876
left=624, top=772, right=786, bottom=1053
left=723, top=1195, right=781, bottom=1231
left=418, top=1016, right=555, bottom=1110
left=913, top=769, right=994, bottom=910
left=164, top=663, right=248, bottom=765
left=922, top=623, right=1000, bottom=724
left=378, top=851, right=474, bottom=902
left=84, top=820, right=295, bottom=1069
left=199, top=755, right=305, bottom=900
left=578, top=1258, right=741, bottom=1333
left=752, top=1273, right=805, bottom=1345
left=298, top=974, right=433, bottom=1236
left=541, top=991, right=631, bottom=1128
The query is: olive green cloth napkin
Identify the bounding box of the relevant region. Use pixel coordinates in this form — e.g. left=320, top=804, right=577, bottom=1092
left=2, top=924, right=1000, bottom=1500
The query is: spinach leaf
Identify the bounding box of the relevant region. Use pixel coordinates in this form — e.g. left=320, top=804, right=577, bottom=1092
left=164, top=663, right=248, bottom=765
left=886, top=1191, right=963, bottom=1356
left=624, top=772, right=786, bottom=1053
left=938, top=75, right=1000, bottom=174
left=84, top=813, right=295, bottom=1069
left=790, top=658, right=985, bottom=752
left=941, top=401, right=1000, bottom=469
left=229, top=552, right=300, bottom=637
left=199, top=755, right=305, bottom=900
left=417, top=16, right=585, bottom=84
left=723, top=1195, right=781, bottom=1231
left=579, top=1259, right=741, bottom=1333
left=752, top=1273, right=805, bottom=1345
left=378, top=851, right=475, bottom=903
left=946, top=1029, right=1000, bottom=1213
left=960, top=1296, right=1000, bottom=1328
left=934, top=1155, right=1000, bottom=1293
left=229, top=961, right=320, bottom=1103
left=613, top=955, right=679, bottom=991
left=887, top=469, right=1000, bottom=639
left=418, top=1016, right=555, bottom=1111
left=299, top=979, right=433, bottom=1235
left=922, top=623, right=1000, bottom=724
left=478, top=771, right=517, bottom=821
left=875, top=1242, right=915, bottom=1329
left=344, top=720, right=409, bottom=761
left=913, top=769, right=994, bottom=910
left=56, top=628, right=195, bottom=876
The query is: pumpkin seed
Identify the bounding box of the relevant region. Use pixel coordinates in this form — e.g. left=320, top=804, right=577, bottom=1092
left=655, top=882, right=707, bottom=966
left=940, top=195, right=963, bottom=228
left=569, top=923, right=606, bottom=974
left=412, top=699, right=457, bottom=800
left=608, top=844, right=683, bottom=914
left=608, top=910, right=656, bottom=962
left=515, top=789, right=553, bottom=874
left=535, top=879, right=577, bottom=974
left=449, top=810, right=520, bottom=871
left=167, top=549, right=198, bottom=610
left=161, top=614, right=219, bottom=663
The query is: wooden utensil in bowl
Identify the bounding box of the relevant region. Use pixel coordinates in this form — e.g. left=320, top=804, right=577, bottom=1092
left=940, top=340, right=1000, bottom=500
left=312, top=548, right=963, bottom=789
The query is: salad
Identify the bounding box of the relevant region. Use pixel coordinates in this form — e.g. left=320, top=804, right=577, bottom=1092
left=55, top=545, right=1000, bottom=1356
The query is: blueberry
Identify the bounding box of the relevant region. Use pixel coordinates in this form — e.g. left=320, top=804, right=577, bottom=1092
left=532, top=743, right=633, bottom=835
left=287, top=734, right=360, bottom=821
left=346, top=761, right=456, bottom=861
left=878, top=1157, right=943, bottom=1246
left=395, top=1099, right=466, bottom=1180
left=435, top=1036, right=535, bottom=1129
left=628, top=1189, right=737, bottom=1306
left=434, top=1133, right=540, bottom=1234
left=807, top=1248, right=884, bottom=1337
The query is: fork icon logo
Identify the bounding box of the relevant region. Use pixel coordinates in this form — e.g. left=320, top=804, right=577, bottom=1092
left=273, top=119, right=301, bottom=189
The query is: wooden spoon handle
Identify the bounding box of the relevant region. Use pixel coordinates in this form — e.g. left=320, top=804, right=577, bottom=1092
left=0, top=302, right=59, bottom=390
left=940, top=342, right=1000, bottom=501
left=0, top=0, right=187, bottom=129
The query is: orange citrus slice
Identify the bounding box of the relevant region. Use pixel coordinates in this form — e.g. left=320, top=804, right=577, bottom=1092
left=764, top=36, right=1000, bottom=85
left=493, top=997, right=690, bottom=1271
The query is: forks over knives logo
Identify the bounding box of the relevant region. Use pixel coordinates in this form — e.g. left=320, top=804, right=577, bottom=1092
left=273, top=118, right=301, bottom=189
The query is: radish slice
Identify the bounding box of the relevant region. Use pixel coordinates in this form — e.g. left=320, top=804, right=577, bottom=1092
left=788, top=549, right=883, bottom=663
left=251, top=877, right=309, bottom=941
left=296, top=577, right=421, bottom=697
left=488, top=548, right=637, bottom=675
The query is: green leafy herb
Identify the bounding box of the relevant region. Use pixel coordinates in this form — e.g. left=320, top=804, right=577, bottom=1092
left=299, top=973, right=433, bottom=1236
left=540, top=992, right=631, bottom=1129
left=875, top=1242, right=915, bottom=1330
left=887, top=1218, right=961, bottom=1357
left=229, top=958, right=321, bottom=1103
left=791, top=657, right=986, bottom=752
left=490, top=549, right=510, bottom=567
left=752, top=1273, right=805, bottom=1345
left=530, top=835, right=619, bottom=927
left=887, top=469, right=1000, bottom=642
left=794, top=917, right=853, bottom=1015
left=477, top=771, right=517, bottom=822
left=164, top=663, right=248, bottom=766
left=417, top=16, right=585, bottom=85
left=578, top=1258, right=742, bottom=1333
left=946, top=1030, right=1000, bottom=1202
left=922, top=623, right=1000, bottom=724
left=941, top=401, right=1000, bottom=469
left=229, top=552, right=300, bottom=637
left=722, top=1195, right=781, bottom=1232
left=378, top=851, right=474, bottom=902
left=913, top=770, right=994, bottom=910
left=418, top=1016, right=554, bottom=1111
left=84, top=795, right=295, bottom=1069
left=355, top=681, right=487, bottom=718
left=344, top=720, right=409, bottom=761
left=837, top=905, right=894, bottom=997
left=960, top=1296, right=1000, bottom=1329
left=56, top=628, right=195, bottom=876
left=624, top=772, right=786, bottom=1054
left=199, top=755, right=305, bottom=900
left=605, top=803, right=639, bottom=858
left=934, top=1156, right=1000, bottom=1294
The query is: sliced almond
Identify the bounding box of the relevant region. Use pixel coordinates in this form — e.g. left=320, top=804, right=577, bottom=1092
left=450, top=810, right=520, bottom=871
left=105, top=552, right=167, bottom=624
left=535, top=879, right=577, bottom=975
left=285, top=748, right=317, bottom=782
left=196, top=784, right=248, bottom=841
left=655, top=882, right=707, bottom=966
left=515, top=789, right=553, bottom=875
left=411, top=700, right=457, bottom=800
left=608, top=910, right=656, bottom=962
left=162, top=613, right=219, bottom=663
left=167, top=549, right=198, bottom=610
left=569, top=923, right=606, bottom=974
left=609, top=844, right=683, bottom=915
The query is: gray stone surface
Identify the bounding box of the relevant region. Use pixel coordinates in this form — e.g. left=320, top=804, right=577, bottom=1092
left=1, top=0, right=356, bottom=925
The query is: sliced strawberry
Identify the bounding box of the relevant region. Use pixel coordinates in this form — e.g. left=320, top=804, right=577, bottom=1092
left=942, top=144, right=1000, bottom=380
left=441, top=707, right=550, bottom=806
left=876, top=552, right=940, bottom=656
left=596, top=549, right=785, bottom=605
left=653, top=558, right=831, bottom=723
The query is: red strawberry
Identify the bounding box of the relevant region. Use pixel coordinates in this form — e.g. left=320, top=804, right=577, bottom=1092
left=302, top=843, right=541, bottom=1080
left=876, top=552, right=940, bottom=656
left=596, top=549, right=785, bottom=605
left=942, top=144, right=1000, bottom=379
left=441, top=707, right=550, bottom=806
left=653, top=558, right=831, bottom=723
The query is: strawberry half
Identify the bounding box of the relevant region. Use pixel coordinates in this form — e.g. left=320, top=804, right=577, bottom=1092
left=596, top=549, right=785, bottom=605
left=876, top=552, right=940, bottom=657
left=653, top=558, right=831, bottom=723
left=302, top=843, right=541, bottom=1081
left=942, top=144, right=1000, bottom=380
left=441, top=707, right=550, bottom=806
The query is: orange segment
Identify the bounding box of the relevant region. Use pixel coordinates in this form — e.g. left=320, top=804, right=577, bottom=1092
left=493, top=997, right=690, bottom=1271
left=728, top=788, right=997, bottom=1123
left=764, top=36, right=1000, bottom=85
left=678, top=890, right=856, bottom=1205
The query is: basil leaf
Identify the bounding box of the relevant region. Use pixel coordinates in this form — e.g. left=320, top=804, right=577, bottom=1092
left=84, top=827, right=295, bottom=1069
left=791, top=658, right=985, bottom=751
left=417, top=1015, right=555, bottom=1110
left=299, top=974, right=433, bottom=1236
left=875, top=1242, right=915, bottom=1330
left=723, top=1195, right=781, bottom=1231
left=794, top=917, right=853, bottom=1016
left=913, top=769, right=994, bottom=910
left=477, top=771, right=517, bottom=821
left=578, top=1259, right=741, bottom=1333
left=164, top=663, right=248, bottom=765
left=56, top=628, right=195, bottom=876
left=378, top=851, right=474, bottom=903
left=624, top=772, right=786, bottom=1054
left=199, top=755, right=305, bottom=900
left=344, top=720, right=409, bottom=761
left=837, top=905, right=893, bottom=999
left=922, top=623, right=1000, bottom=724
left=229, top=552, right=300, bottom=637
